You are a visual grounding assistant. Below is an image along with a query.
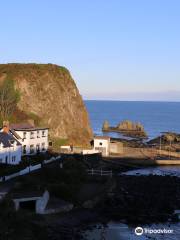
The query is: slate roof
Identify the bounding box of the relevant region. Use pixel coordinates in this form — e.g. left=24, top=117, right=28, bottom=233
left=10, top=123, right=49, bottom=131
left=0, top=132, right=21, bottom=148
left=10, top=129, right=22, bottom=140
left=10, top=123, right=34, bottom=129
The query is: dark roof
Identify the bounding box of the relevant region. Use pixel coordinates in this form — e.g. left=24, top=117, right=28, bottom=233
left=10, top=123, right=49, bottom=131
left=14, top=127, right=49, bottom=131
left=10, top=123, right=34, bottom=129
left=10, top=129, right=22, bottom=139
left=0, top=132, right=21, bottom=148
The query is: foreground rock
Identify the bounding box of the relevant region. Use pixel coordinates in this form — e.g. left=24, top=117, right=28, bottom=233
left=0, top=63, right=93, bottom=146
left=98, top=175, right=180, bottom=224
left=102, top=120, right=147, bottom=139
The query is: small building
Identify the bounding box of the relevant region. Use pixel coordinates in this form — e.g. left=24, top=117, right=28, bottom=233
left=12, top=189, right=73, bottom=215
left=0, top=124, right=22, bottom=165
left=109, top=141, right=124, bottom=155
left=93, top=136, right=110, bottom=156
left=10, top=122, right=49, bottom=156
left=13, top=189, right=49, bottom=214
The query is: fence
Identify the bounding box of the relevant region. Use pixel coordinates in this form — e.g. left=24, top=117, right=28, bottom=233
left=87, top=169, right=113, bottom=177
left=0, top=155, right=61, bottom=183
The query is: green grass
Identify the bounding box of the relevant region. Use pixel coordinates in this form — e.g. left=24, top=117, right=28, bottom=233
left=52, top=137, right=69, bottom=151
left=59, top=66, right=69, bottom=74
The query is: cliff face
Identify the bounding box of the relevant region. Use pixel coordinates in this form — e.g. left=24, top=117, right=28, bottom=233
left=0, top=63, right=93, bottom=145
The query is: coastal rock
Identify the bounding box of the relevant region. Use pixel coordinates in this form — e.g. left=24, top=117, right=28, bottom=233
left=163, top=133, right=180, bottom=142
left=148, top=132, right=180, bottom=146
left=102, top=120, right=147, bottom=138
left=102, top=120, right=109, bottom=131
left=0, top=63, right=93, bottom=146
left=117, top=120, right=144, bottom=132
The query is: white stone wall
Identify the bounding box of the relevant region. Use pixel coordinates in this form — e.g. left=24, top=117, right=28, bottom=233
left=15, top=129, right=49, bottom=155
left=94, top=138, right=110, bottom=156
left=36, top=190, right=50, bottom=214
left=0, top=144, right=22, bottom=165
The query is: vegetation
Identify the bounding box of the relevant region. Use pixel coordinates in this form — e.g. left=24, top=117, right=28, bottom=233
left=0, top=78, right=20, bottom=121
left=0, top=198, right=48, bottom=240
left=18, top=158, right=87, bottom=203
left=52, top=137, right=68, bottom=151
left=59, top=66, right=69, bottom=74
left=26, top=112, right=41, bottom=126
left=44, top=158, right=87, bottom=202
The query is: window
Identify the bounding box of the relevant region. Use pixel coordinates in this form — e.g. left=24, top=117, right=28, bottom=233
left=42, top=130, right=45, bottom=137
left=5, top=156, right=8, bottom=164
left=37, top=130, right=40, bottom=138
left=12, top=156, right=16, bottom=162
left=36, top=144, right=40, bottom=153
left=30, top=132, right=34, bottom=139
left=23, top=145, right=26, bottom=154
left=42, top=143, right=45, bottom=151
left=30, top=145, right=34, bottom=154
left=23, top=132, right=27, bottom=139
left=99, top=142, right=103, bottom=146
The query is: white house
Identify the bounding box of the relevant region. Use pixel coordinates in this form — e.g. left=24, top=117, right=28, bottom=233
left=0, top=125, right=22, bottom=165
left=93, top=136, right=110, bottom=156
left=10, top=123, right=49, bottom=156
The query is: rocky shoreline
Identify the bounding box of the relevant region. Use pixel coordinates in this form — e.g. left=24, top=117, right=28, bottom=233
left=41, top=174, right=180, bottom=239
left=98, top=175, right=180, bottom=224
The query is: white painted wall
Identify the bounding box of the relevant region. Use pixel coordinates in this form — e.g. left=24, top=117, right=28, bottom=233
left=0, top=143, right=22, bottom=165
left=15, top=129, right=49, bottom=155
left=82, top=149, right=100, bottom=155
left=93, top=138, right=110, bottom=156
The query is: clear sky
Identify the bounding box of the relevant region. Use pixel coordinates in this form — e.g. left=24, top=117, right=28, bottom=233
left=1, top=0, right=180, bottom=101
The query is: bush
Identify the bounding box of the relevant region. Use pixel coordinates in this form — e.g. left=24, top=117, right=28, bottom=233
left=0, top=78, right=20, bottom=120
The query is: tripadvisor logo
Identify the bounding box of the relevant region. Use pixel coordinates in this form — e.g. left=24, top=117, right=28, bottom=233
left=135, top=227, right=144, bottom=236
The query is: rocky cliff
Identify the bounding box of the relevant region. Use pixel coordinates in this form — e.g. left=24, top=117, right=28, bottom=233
left=0, top=63, right=93, bottom=146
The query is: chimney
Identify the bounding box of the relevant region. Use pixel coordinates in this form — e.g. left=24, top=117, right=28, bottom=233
left=3, top=120, right=10, bottom=133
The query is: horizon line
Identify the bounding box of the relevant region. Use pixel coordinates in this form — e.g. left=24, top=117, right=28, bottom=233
left=83, top=99, right=180, bottom=103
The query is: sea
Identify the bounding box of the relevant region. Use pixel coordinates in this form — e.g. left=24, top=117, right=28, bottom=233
left=84, top=100, right=180, bottom=240
left=85, top=100, right=180, bottom=139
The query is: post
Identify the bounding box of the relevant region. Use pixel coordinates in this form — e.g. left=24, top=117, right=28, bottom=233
left=159, top=135, right=161, bottom=156
left=101, top=168, right=102, bottom=176
left=169, top=140, right=171, bottom=160
left=92, top=168, right=93, bottom=176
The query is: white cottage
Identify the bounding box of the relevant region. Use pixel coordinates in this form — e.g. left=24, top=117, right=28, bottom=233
left=93, top=136, right=110, bottom=156
left=10, top=123, right=49, bottom=156
left=0, top=125, right=22, bottom=165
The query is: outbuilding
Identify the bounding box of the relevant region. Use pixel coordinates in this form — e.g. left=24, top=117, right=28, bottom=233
left=93, top=136, right=110, bottom=156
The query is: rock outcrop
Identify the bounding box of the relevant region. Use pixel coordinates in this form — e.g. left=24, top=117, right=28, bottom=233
left=117, top=120, right=145, bottom=132
left=0, top=63, right=93, bottom=146
left=102, top=120, right=109, bottom=131
left=102, top=120, right=147, bottom=138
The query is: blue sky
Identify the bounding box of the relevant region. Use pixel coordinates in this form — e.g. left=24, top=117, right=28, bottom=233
left=1, top=0, right=180, bottom=101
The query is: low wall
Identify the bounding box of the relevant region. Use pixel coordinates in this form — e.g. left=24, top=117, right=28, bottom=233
left=20, top=167, right=29, bottom=175
left=44, top=157, right=56, bottom=164
left=155, top=160, right=180, bottom=165
left=30, top=164, right=41, bottom=172
left=110, top=142, right=123, bottom=154
left=82, top=149, right=99, bottom=155
left=0, top=155, right=61, bottom=183
left=115, top=147, right=180, bottom=159
left=5, top=172, right=20, bottom=181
